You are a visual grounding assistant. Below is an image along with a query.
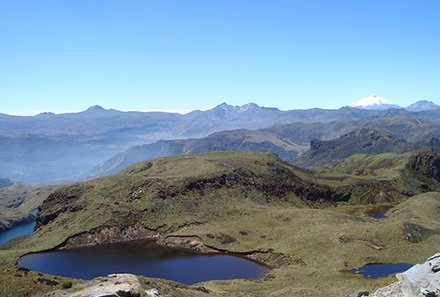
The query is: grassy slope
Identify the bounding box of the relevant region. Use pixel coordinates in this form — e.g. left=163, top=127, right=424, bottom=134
left=169, top=192, right=440, bottom=296
left=4, top=152, right=317, bottom=254
left=0, top=152, right=440, bottom=297
left=0, top=184, right=59, bottom=232
left=313, top=151, right=440, bottom=204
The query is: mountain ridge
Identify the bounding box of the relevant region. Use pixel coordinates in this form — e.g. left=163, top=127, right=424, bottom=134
left=296, top=128, right=413, bottom=167
left=406, top=100, right=440, bottom=112
left=3, top=101, right=440, bottom=183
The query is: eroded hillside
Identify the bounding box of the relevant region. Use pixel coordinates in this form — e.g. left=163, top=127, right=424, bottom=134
left=1, top=151, right=440, bottom=297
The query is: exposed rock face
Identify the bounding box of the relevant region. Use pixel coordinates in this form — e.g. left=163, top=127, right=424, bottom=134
left=157, top=236, right=217, bottom=254
left=64, top=224, right=158, bottom=248
left=40, top=274, right=147, bottom=297
left=36, top=184, right=94, bottom=228
left=297, top=128, right=411, bottom=167
left=407, top=151, right=440, bottom=181
left=37, top=273, right=214, bottom=297
left=372, top=253, right=440, bottom=297
left=403, top=222, right=440, bottom=243
left=157, top=235, right=291, bottom=267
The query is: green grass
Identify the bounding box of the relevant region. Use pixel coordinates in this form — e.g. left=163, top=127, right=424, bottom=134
left=0, top=267, right=78, bottom=297
left=1, top=151, right=440, bottom=297
left=333, top=153, right=405, bottom=177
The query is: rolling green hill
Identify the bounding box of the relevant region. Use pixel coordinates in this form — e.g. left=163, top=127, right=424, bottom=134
left=2, top=151, right=440, bottom=296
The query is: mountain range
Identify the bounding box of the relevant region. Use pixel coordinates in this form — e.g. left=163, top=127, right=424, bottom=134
left=88, top=114, right=440, bottom=178
left=2, top=99, right=440, bottom=183
left=349, top=94, right=440, bottom=111
left=295, top=128, right=440, bottom=167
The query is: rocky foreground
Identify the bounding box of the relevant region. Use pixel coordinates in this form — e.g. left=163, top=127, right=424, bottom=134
left=39, top=273, right=210, bottom=297
left=372, top=253, right=440, bottom=297
left=41, top=274, right=150, bottom=297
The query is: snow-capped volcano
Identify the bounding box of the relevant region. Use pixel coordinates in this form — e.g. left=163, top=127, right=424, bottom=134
left=350, top=94, right=402, bottom=110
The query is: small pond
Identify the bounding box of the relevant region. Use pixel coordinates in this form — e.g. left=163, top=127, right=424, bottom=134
left=0, top=221, right=36, bottom=245
left=365, top=205, right=393, bottom=220
left=17, top=240, right=269, bottom=284
left=368, top=213, right=387, bottom=219
left=348, top=263, right=413, bottom=278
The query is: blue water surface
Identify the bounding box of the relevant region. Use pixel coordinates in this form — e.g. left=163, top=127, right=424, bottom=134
left=368, top=213, right=387, bottom=219
left=0, top=221, right=36, bottom=245
left=18, top=240, right=269, bottom=284
left=349, top=263, right=413, bottom=278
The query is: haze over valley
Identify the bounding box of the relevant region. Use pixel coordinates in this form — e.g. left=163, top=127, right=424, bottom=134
left=1, top=98, right=440, bottom=183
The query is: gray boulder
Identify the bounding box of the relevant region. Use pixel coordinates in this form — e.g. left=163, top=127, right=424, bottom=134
left=373, top=253, right=440, bottom=297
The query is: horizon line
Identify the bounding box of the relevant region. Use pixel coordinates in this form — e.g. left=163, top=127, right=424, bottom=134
left=1, top=98, right=438, bottom=117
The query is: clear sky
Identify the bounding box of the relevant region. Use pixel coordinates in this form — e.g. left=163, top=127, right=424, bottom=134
left=1, top=0, right=440, bottom=115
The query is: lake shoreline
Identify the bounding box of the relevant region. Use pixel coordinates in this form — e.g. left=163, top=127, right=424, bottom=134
left=16, top=223, right=282, bottom=268
left=17, top=239, right=270, bottom=284
left=15, top=227, right=275, bottom=271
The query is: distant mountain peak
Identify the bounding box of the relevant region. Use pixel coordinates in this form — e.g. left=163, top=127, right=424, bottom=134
left=35, top=112, right=55, bottom=117
left=211, top=102, right=276, bottom=114
left=86, top=105, right=105, bottom=111
left=85, top=105, right=106, bottom=112
left=351, top=94, right=391, bottom=107
left=239, top=102, right=260, bottom=111
left=241, top=102, right=259, bottom=108
left=350, top=94, right=401, bottom=110
left=406, top=100, right=440, bottom=112
left=214, top=102, right=232, bottom=109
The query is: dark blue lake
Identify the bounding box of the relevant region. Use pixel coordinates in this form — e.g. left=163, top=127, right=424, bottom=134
left=17, top=240, right=269, bottom=284
left=349, top=263, right=413, bottom=278
left=368, top=213, right=387, bottom=219
left=0, top=221, right=36, bottom=245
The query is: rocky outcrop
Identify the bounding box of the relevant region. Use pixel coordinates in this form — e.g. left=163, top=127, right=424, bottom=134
left=157, top=236, right=217, bottom=253
left=179, top=164, right=349, bottom=203
left=63, top=224, right=158, bottom=248
left=372, top=253, right=440, bottom=297
left=158, top=235, right=290, bottom=267
left=37, top=273, right=214, bottom=297
left=36, top=184, right=94, bottom=228
left=40, top=274, right=147, bottom=297
left=407, top=151, right=440, bottom=181
left=297, top=128, right=411, bottom=167
left=403, top=222, right=440, bottom=243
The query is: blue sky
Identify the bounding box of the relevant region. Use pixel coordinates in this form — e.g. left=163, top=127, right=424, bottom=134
left=1, top=0, right=440, bottom=115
